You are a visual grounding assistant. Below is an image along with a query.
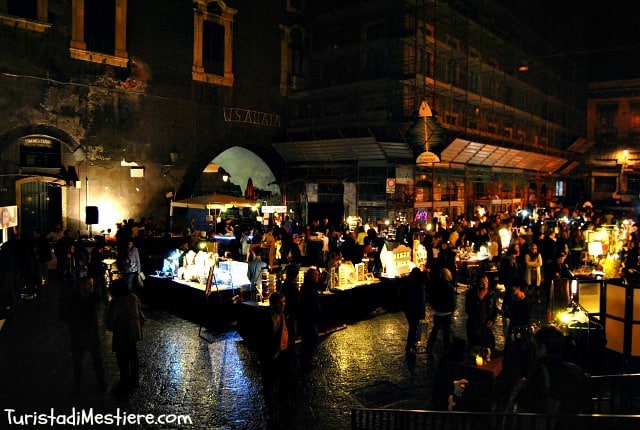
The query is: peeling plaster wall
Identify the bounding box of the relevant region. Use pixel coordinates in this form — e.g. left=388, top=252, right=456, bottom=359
left=0, top=0, right=290, bottom=234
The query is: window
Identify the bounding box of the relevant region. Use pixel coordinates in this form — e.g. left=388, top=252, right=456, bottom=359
left=280, top=25, right=307, bottom=94
left=446, top=36, right=459, bottom=51
left=469, top=70, right=479, bottom=93
left=70, top=0, right=128, bottom=67
left=193, top=0, right=237, bottom=86
left=444, top=112, right=458, bottom=126
left=555, top=180, right=565, bottom=197
left=595, top=103, right=618, bottom=138
left=0, top=0, right=50, bottom=32
left=630, top=103, right=640, bottom=135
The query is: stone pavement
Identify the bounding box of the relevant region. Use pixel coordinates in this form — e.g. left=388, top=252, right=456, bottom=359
left=0, top=279, right=606, bottom=430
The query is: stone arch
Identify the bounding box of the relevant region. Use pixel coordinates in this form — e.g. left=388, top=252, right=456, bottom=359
left=0, top=124, right=80, bottom=154
left=212, top=146, right=280, bottom=196
left=178, top=144, right=285, bottom=200
left=0, top=125, right=81, bottom=233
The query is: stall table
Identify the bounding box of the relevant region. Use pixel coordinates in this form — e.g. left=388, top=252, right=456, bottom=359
left=236, top=276, right=403, bottom=350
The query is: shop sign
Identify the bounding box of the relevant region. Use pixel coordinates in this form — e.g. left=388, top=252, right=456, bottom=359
left=22, top=136, right=53, bottom=147
left=386, top=178, right=396, bottom=194
left=222, top=107, right=281, bottom=127
left=262, top=205, right=288, bottom=214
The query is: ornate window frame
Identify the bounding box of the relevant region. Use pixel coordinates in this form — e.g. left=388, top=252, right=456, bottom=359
left=0, top=0, right=51, bottom=33
left=69, top=0, right=129, bottom=68
left=192, top=0, right=236, bottom=86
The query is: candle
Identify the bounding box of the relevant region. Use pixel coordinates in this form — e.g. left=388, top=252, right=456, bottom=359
left=475, top=354, right=484, bottom=366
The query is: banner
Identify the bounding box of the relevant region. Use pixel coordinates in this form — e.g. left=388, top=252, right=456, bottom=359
left=1, top=205, right=17, bottom=228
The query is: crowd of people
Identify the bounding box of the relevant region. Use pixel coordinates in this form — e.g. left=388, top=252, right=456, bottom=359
left=0, top=218, right=148, bottom=396
left=4, top=206, right=634, bottom=423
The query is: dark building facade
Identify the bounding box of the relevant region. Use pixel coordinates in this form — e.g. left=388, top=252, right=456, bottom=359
left=276, top=0, right=588, bottom=224
left=0, top=0, right=588, bottom=236
left=0, top=0, right=292, bottom=235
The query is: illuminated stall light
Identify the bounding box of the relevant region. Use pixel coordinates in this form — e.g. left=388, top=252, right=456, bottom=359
left=498, top=227, right=512, bottom=250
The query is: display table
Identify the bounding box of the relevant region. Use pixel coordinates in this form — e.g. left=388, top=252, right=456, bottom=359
left=456, top=255, right=490, bottom=285
left=236, top=276, right=403, bottom=350
left=144, top=275, right=247, bottom=327
left=443, top=353, right=504, bottom=412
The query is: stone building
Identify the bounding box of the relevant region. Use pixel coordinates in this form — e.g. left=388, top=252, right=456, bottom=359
left=0, top=0, right=289, bottom=236
left=587, top=79, right=640, bottom=207
left=0, top=0, right=589, bottom=236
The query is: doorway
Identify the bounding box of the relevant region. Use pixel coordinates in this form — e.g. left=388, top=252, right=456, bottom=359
left=19, top=180, right=62, bottom=236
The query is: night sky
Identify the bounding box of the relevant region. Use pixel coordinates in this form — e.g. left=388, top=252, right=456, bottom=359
left=498, top=0, right=640, bottom=81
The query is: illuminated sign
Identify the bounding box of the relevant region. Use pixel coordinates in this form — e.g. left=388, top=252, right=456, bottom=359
left=262, top=206, right=287, bottom=214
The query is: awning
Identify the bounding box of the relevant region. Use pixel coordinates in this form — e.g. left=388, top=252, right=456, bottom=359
left=272, top=137, right=414, bottom=163
left=441, top=138, right=568, bottom=173
left=170, top=193, right=260, bottom=216
left=273, top=136, right=570, bottom=173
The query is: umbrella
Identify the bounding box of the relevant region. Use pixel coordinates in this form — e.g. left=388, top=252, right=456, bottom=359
left=170, top=193, right=260, bottom=211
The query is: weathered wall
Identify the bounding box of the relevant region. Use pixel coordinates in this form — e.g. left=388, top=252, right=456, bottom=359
left=0, top=0, right=290, bottom=233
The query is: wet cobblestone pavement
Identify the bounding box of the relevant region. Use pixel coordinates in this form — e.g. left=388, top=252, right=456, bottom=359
left=0, top=281, right=553, bottom=430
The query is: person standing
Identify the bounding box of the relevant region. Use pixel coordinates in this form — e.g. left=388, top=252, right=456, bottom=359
left=513, top=325, right=592, bottom=427
left=464, top=274, right=498, bottom=351
left=247, top=247, right=268, bottom=300
left=54, top=229, right=75, bottom=283
left=59, top=242, right=86, bottom=310
left=524, top=243, right=543, bottom=302
left=257, top=291, right=291, bottom=424
left=106, top=279, right=144, bottom=394
left=66, top=276, right=106, bottom=392
left=121, top=240, right=141, bottom=294
left=279, top=264, right=301, bottom=354
left=88, top=245, right=109, bottom=305
left=399, top=267, right=427, bottom=355
left=32, top=228, right=52, bottom=288
left=502, top=278, right=533, bottom=381
left=299, top=267, right=322, bottom=369
left=425, top=268, right=457, bottom=357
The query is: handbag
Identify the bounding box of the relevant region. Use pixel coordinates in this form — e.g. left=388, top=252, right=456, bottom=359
left=137, top=271, right=145, bottom=287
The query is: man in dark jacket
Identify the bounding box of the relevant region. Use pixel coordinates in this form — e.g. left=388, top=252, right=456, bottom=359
left=67, top=276, right=106, bottom=392
left=106, top=279, right=143, bottom=394
left=426, top=268, right=457, bottom=357
left=400, top=267, right=427, bottom=355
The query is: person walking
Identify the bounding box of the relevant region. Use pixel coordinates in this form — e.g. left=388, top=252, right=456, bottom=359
left=399, top=267, right=427, bottom=355
left=106, top=278, right=144, bottom=394
left=425, top=268, right=457, bottom=357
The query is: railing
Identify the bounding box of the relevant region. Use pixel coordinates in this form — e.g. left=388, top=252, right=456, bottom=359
left=351, top=373, right=640, bottom=430
left=351, top=409, right=640, bottom=430
left=590, top=373, right=640, bottom=414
